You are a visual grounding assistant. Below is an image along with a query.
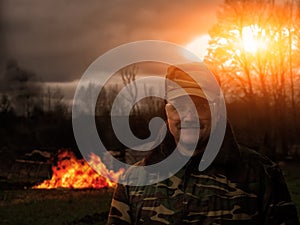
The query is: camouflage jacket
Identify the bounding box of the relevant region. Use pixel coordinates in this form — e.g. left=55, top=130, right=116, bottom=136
left=107, top=128, right=299, bottom=225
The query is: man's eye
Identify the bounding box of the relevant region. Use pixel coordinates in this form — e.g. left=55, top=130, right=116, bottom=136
left=166, top=104, right=177, bottom=113
left=200, top=103, right=210, bottom=109
left=169, top=106, right=177, bottom=112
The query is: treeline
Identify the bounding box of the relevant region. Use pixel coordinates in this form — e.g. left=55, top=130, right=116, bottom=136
left=204, top=0, right=300, bottom=160
left=1, top=58, right=299, bottom=164
left=0, top=60, right=75, bottom=163
left=0, top=61, right=166, bottom=160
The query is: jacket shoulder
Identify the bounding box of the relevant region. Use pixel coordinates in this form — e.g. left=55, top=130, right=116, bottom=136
left=239, top=145, right=276, bottom=168
left=237, top=145, right=285, bottom=185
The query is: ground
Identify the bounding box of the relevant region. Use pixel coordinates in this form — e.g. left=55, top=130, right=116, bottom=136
left=0, top=162, right=299, bottom=225
left=0, top=189, right=114, bottom=225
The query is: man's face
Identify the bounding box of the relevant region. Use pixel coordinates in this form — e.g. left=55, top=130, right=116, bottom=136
left=165, top=95, right=212, bottom=150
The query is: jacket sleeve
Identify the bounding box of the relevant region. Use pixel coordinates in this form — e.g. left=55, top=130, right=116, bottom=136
left=263, top=164, right=299, bottom=225
left=106, top=184, right=132, bottom=225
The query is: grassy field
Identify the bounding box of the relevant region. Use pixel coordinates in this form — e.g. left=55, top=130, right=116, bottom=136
left=0, top=189, right=114, bottom=225
left=0, top=162, right=299, bottom=225
left=280, top=161, right=300, bottom=217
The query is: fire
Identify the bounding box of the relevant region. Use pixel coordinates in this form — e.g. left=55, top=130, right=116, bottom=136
left=33, top=149, right=124, bottom=189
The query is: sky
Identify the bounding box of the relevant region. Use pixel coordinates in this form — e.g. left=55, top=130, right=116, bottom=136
left=1, top=0, right=223, bottom=100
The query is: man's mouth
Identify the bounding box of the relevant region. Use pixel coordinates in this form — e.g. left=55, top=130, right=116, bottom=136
left=180, top=124, right=204, bottom=129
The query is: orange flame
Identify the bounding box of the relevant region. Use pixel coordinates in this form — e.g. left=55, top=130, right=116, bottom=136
left=33, top=149, right=124, bottom=189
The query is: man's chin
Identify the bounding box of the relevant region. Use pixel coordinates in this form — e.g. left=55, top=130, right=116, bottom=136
left=180, top=134, right=200, bottom=147
left=177, top=144, right=195, bottom=157
left=177, top=142, right=204, bottom=157
left=179, top=136, right=209, bottom=151
left=179, top=140, right=198, bottom=151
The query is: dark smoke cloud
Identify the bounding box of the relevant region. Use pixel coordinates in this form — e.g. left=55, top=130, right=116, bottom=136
left=2, top=0, right=222, bottom=83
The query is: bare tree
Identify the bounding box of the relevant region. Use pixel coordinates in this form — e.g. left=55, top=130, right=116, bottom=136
left=0, top=94, right=13, bottom=113
left=3, top=59, right=43, bottom=117
left=120, top=64, right=140, bottom=115
left=204, top=0, right=300, bottom=157
left=96, top=83, right=126, bottom=116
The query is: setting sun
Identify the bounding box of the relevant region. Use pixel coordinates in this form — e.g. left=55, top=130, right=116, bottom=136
left=185, top=34, right=210, bottom=60
left=241, top=25, right=268, bottom=53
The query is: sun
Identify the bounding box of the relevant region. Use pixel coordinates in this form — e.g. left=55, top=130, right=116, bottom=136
left=184, top=34, right=210, bottom=60
left=241, top=25, right=268, bottom=53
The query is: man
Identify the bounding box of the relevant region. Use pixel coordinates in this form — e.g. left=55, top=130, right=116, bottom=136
left=107, top=63, right=299, bottom=225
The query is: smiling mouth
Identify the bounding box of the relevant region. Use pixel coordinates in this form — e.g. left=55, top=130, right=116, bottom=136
left=178, top=122, right=205, bottom=129
left=180, top=125, right=205, bottom=129
left=181, top=126, right=200, bottom=129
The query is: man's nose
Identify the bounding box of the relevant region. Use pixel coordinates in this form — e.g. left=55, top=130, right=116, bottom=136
left=181, top=109, right=198, bottom=121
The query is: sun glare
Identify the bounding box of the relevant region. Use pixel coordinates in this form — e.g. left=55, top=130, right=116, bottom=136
left=185, top=34, right=210, bottom=60
left=241, top=25, right=267, bottom=53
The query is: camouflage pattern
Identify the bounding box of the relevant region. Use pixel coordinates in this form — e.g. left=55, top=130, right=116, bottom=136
left=107, top=132, right=299, bottom=225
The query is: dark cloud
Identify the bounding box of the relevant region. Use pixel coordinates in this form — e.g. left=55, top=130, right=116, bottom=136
left=2, top=0, right=222, bottom=83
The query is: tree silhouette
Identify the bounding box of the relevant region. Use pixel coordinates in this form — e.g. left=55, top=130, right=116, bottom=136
left=204, top=0, right=300, bottom=157
left=120, top=64, right=140, bottom=115
left=0, top=94, right=13, bottom=113
left=3, top=59, right=43, bottom=117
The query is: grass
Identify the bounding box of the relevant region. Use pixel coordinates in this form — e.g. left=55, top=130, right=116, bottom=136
left=280, top=161, right=300, bottom=218
left=0, top=162, right=299, bottom=225
left=0, top=189, right=114, bottom=225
